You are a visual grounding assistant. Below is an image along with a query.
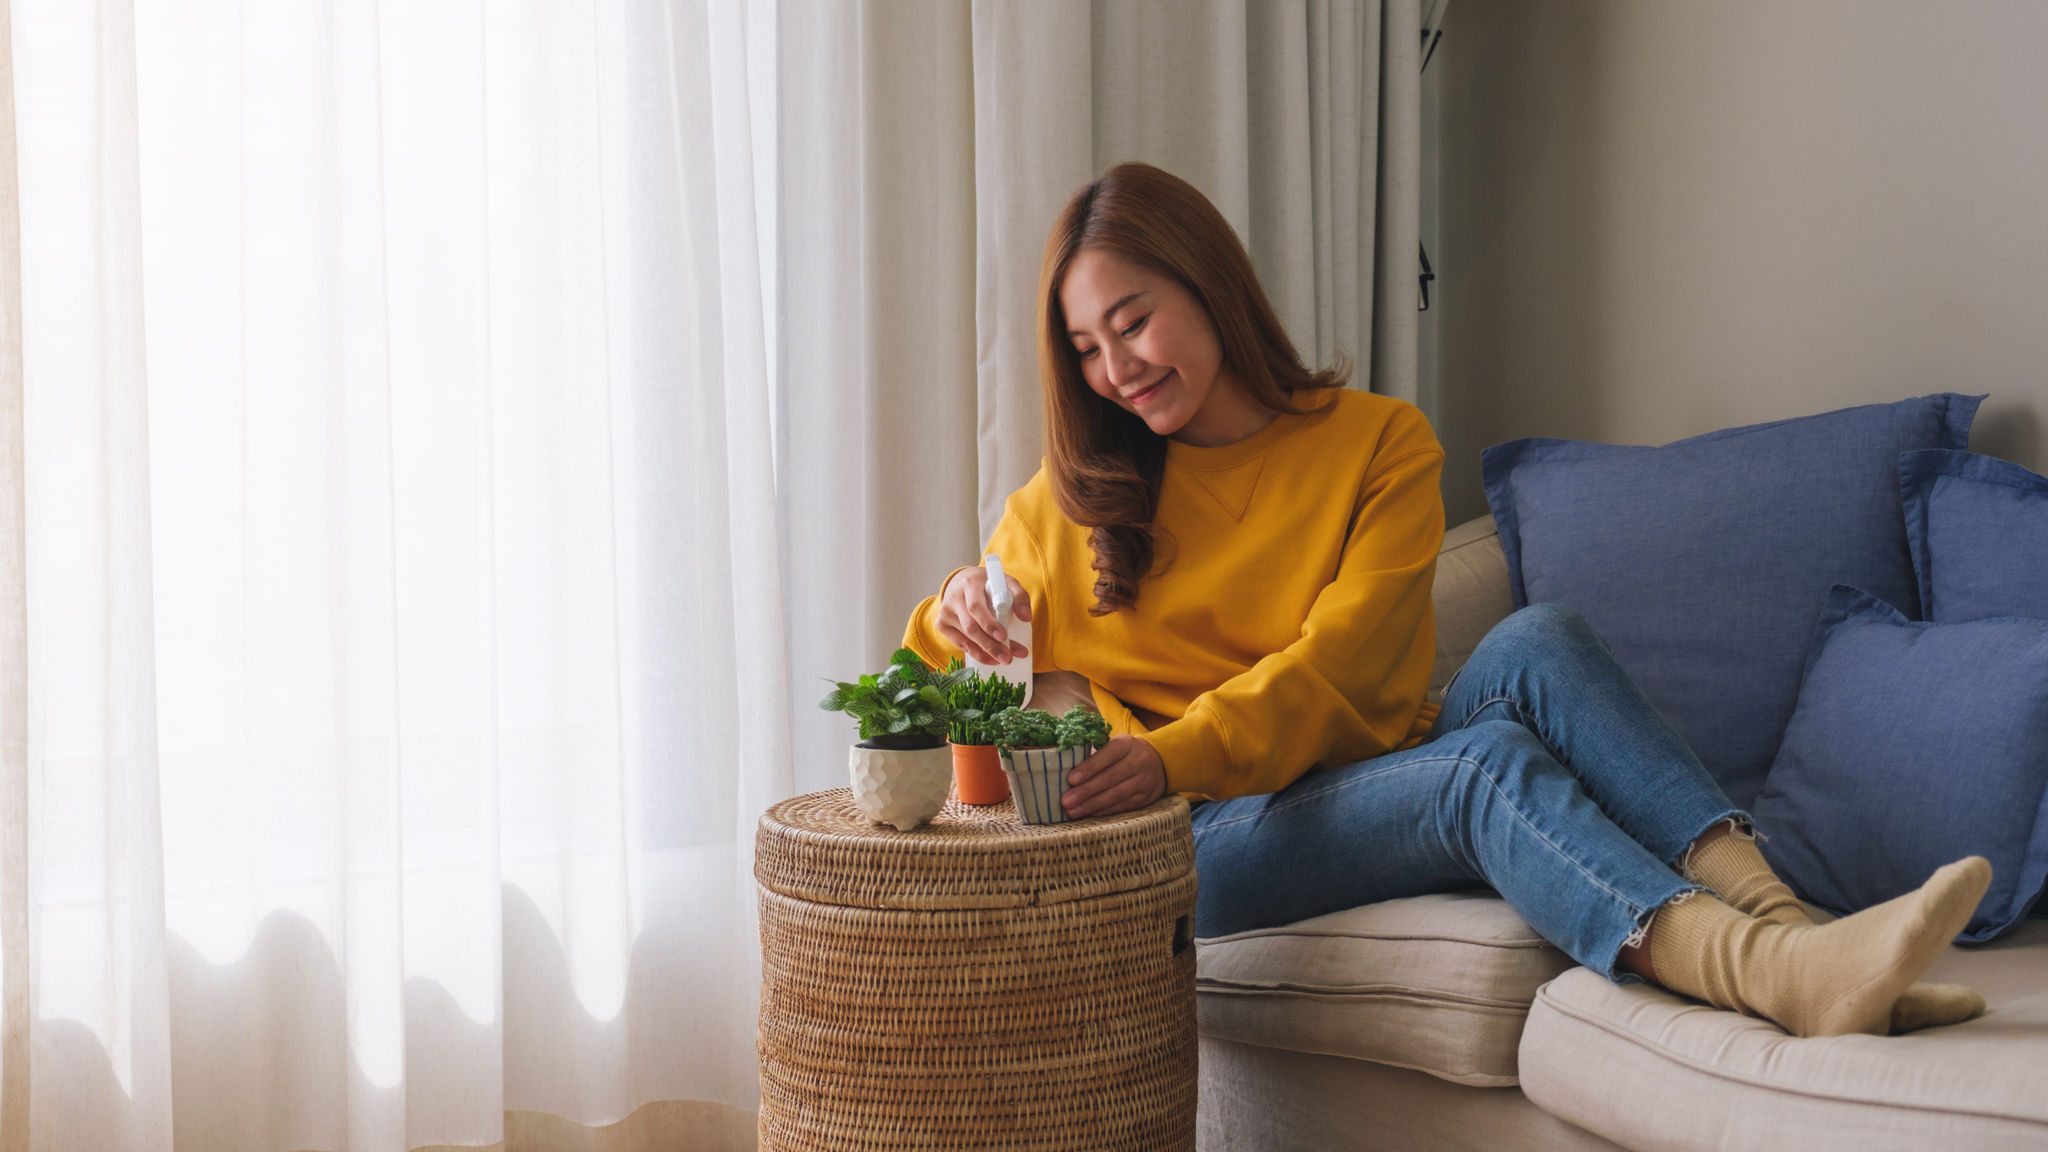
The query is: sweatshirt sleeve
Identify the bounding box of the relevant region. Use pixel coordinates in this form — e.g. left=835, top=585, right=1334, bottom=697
left=1089, top=684, right=1151, bottom=738
left=1138, top=425, right=1445, bottom=800
left=902, top=477, right=1057, bottom=672
left=902, top=566, right=975, bottom=670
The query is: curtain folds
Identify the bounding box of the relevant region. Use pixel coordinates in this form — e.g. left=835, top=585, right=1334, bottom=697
left=1, top=2, right=1420, bottom=1150
left=777, top=0, right=981, bottom=799
left=8, top=3, right=173, bottom=1149
left=5, top=1, right=775, bottom=1149
left=2, top=0, right=33, bottom=1146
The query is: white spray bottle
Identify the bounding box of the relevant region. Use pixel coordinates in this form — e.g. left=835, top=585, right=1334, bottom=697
left=967, top=554, right=1032, bottom=707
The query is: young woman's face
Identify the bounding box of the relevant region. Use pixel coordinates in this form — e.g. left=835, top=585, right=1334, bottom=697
left=1059, top=247, right=1231, bottom=438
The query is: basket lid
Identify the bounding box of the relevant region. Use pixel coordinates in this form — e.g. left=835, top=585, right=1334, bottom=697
left=754, top=790, right=1193, bottom=910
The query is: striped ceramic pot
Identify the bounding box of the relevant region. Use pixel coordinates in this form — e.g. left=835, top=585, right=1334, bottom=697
left=1000, top=745, right=1095, bottom=825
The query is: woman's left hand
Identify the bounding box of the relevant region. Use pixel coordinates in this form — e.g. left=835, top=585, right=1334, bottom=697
left=1062, top=735, right=1167, bottom=818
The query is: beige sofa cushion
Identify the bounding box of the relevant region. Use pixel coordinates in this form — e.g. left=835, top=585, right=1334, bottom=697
left=1518, top=919, right=2048, bottom=1150
left=1200, top=1039, right=1624, bottom=1152
left=1195, top=890, right=1573, bottom=1087
left=1432, top=515, right=1514, bottom=702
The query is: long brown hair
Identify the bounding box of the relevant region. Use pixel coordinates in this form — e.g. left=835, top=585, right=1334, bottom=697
left=1038, top=162, right=1347, bottom=615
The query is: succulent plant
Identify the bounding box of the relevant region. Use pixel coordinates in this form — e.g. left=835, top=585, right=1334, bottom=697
left=944, top=666, right=1029, bottom=745
left=1054, top=706, right=1110, bottom=751
left=991, top=704, right=1110, bottom=754
left=990, top=706, right=1059, bottom=752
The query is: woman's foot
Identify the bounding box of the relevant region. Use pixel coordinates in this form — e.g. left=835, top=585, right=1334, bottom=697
left=1681, top=823, right=1987, bottom=1033
left=1888, top=982, right=1988, bottom=1033
left=1647, top=856, right=1992, bottom=1037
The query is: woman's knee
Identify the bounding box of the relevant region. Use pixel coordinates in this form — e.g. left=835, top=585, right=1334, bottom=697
left=1426, top=721, right=1564, bottom=861
left=1434, top=719, right=1556, bottom=790
left=1507, top=601, right=1595, bottom=641
left=1475, top=602, right=1608, bottom=666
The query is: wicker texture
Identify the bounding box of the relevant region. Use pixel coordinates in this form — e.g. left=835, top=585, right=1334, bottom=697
left=755, top=789, right=1195, bottom=911
left=756, top=790, right=1198, bottom=1150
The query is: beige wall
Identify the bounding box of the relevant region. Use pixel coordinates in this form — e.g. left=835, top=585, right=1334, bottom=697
left=1437, top=0, right=2048, bottom=525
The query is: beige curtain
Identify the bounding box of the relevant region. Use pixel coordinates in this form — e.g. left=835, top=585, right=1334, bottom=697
left=2, top=0, right=30, bottom=1146
left=778, top=0, right=982, bottom=798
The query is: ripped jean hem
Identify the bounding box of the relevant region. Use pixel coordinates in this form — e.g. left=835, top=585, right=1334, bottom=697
left=1607, top=883, right=1707, bottom=985
left=1673, top=811, right=1762, bottom=876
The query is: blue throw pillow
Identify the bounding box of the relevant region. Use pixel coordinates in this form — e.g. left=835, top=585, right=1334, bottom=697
left=1902, top=449, right=2048, bottom=623
left=1482, top=394, right=1980, bottom=810
left=1752, top=585, right=2048, bottom=942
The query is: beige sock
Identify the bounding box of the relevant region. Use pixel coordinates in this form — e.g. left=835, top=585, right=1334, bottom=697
left=1681, top=825, right=1987, bottom=1033
left=1887, top=982, right=1988, bottom=1033
left=1680, top=820, right=1807, bottom=924
left=1647, top=856, right=1992, bottom=1037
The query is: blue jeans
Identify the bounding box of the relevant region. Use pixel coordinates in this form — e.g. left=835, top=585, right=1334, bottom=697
left=1187, top=603, right=1745, bottom=982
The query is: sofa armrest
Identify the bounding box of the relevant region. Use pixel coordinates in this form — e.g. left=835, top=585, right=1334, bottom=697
left=1431, top=516, right=1515, bottom=702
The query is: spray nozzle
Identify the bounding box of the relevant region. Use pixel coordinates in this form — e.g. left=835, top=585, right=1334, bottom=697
left=983, top=554, right=1013, bottom=617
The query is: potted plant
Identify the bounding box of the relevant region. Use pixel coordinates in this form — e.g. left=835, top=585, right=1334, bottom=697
left=945, top=665, right=1029, bottom=805
left=819, top=648, right=968, bottom=831
left=991, top=704, right=1111, bottom=825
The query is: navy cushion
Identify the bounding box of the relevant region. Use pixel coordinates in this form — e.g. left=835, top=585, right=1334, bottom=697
left=1753, top=585, right=2048, bottom=942
left=1482, top=394, right=1980, bottom=810
left=1902, top=449, right=2048, bottom=622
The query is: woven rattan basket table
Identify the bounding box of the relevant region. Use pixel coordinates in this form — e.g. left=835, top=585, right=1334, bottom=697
left=755, top=788, right=1198, bottom=1151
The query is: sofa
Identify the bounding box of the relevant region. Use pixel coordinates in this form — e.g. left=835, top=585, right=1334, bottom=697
left=1192, top=515, right=2048, bottom=1151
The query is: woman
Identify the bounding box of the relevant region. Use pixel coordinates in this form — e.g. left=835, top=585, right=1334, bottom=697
left=900, top=162, right=1987, bottom=1039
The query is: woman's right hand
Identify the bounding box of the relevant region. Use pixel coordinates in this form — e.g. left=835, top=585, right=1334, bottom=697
left=938, top=567, right=1032, bottom=665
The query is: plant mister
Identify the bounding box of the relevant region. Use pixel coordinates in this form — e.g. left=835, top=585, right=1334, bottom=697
left=967, top=554, right=1032, bottom=707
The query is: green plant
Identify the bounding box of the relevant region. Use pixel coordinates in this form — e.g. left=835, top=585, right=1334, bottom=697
left=991, top=704, right=1111, bottom=754
left=990, top=706, right=1058, bottom=752
left=945, top=668, right=1029, bottom=745
left=819, top=648, right=972, bottom=744
left=1055, top=706, right=1110, bottom=751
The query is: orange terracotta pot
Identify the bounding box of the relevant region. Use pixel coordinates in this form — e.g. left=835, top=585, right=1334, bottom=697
left=949, top=742, right=1011, bottom=805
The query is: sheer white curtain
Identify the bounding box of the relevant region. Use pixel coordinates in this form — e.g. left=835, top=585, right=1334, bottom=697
left=3, top=1, right=779, bottom=1149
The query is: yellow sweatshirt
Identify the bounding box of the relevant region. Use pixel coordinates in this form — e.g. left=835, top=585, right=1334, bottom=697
left=903, top=388, right=1445, bottom=801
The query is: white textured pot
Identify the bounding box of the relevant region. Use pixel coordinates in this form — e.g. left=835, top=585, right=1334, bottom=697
left=1001, top=746, right=1094, bottom=825
left=848, top=742, right=953, bottom=831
